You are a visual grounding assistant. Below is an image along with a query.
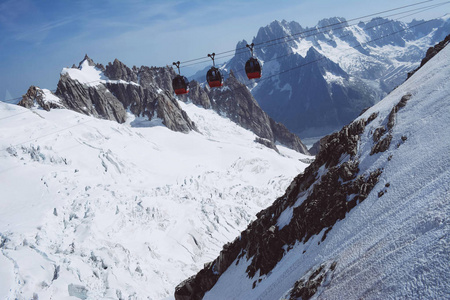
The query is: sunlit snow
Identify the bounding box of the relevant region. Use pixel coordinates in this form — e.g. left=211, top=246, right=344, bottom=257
left=0, top=89, right=311, bottom=299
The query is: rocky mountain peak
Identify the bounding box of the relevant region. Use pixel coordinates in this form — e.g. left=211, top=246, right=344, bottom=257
left=78, top=54, right=96, bottom=68
left=104, top=58, right=138, bottom=83
left=317, top=16, right=347, bottom=28
left=235, top=39, right=248, bottom=55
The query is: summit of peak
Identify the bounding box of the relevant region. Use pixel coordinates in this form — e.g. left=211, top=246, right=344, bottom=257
left=78, top=54, right=96, bottom=69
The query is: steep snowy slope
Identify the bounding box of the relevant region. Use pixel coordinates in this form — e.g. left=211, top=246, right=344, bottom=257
left=0, top=97, right=311, bottom=299
left=176, top=40, right=450, bottom=299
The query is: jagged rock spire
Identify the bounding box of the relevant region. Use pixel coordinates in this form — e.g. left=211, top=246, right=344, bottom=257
left=78, top=54, right=95, bottom=68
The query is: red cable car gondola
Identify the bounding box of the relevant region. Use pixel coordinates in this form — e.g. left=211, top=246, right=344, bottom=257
left=172, top=61, right=189, bottom=95
left=206, top=53, right=223, bottom=88
left=245, top=43, right=262, bottom=80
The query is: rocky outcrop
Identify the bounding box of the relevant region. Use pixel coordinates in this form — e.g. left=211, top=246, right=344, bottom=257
left=175, top=111, right=382, bottom=300
left=185, top=81, right=211, bottom=109
left=79, top=54, right=95, bottom=68
left=104, top=59, right=138, bottom=83
left=370, top=94, right=410, bottom=155
left=55, top=73, right=127, bottom=123
left=156, top=91, right=197, bottom=132
left=288, top=262, right=337, bottom=300
left=407, top=34, right=450, bottom=79
left=208, top=76, right=275, bottom=142
left=269, top=119, right=309, bottom=154
left=254, top=137, right=279, bottom=153
left=18, top=86, right=64, bottom=111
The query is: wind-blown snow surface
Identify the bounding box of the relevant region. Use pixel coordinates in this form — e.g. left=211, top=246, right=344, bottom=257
left=0, top=100, right=310, bottom=299
left=203, top=45, right=450, bottom=299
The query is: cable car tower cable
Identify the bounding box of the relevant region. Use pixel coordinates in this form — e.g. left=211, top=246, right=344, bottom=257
left=206, top=53, right=224, bottom=88
left=245, top=43, right=262, bottom=79
left=172, top=61, right=189, bottom=95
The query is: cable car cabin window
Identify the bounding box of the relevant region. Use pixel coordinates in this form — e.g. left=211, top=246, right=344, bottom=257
left=245, top=57, right=262, bottom=80
left=206, top=67, right=223, bottom=88
left=172, top=75, right=189, bottom=95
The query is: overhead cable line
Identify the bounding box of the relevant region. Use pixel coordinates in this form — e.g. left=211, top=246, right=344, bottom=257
left=179, top=1, right=450, bottom=69
left=0, top=2, right=447, bottom=107
left=2, top=14, right=445, bottom=146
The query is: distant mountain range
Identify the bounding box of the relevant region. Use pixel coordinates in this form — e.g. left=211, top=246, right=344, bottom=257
left=192, top=16, right=450, bottom=138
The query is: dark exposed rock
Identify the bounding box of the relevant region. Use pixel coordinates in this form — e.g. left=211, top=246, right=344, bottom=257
left=18, top=86, right=41, bottom=109
left=156, top=91, right=197, bottom=133
left=373, top=127, right=386, bottom=142
left=104, top=59, right=138, bottom=83
left=105, top=83, right=150, bottom=116
left=407, top=34, right=450, bottom=79
left=370, top=94, right=410, bottom=155
left=208, top=76, right=275, bottom=142
left=388, top=93, right=411, bottom=130
left=138, top=65, right=176, bottom=93
left=366, top=112, right=379, bottom=124
left=55, top=73, right=127, bottom=123
left=270, top=119, right=309, bottom=154
left=79, top=54, right=95, bottom=68
left=175, top=113, right=382, bottom=300
left=308, top=134, right=332, bottom=156
left=185, top=81, right=211, bottom=109
left=105, top=81, right=197, bottom=133
left=288, top=263, right=337, bottom=300
left=254, top=137, right=279, bottom=153
left=18, top=86, right=64, bottom=111
left=96, top=63, right=105, bottom=72
left=371, top=134, right=393, bottom=155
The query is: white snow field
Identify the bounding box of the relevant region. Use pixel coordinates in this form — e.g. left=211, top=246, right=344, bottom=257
left=203, top=44, right=450, bottom=298
left=0, top=92, right=311, bottom=298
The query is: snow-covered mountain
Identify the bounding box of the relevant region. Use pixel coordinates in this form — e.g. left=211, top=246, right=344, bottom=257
left=175, top=37, right=450, bottom=299
left=212, top=16, right=450, bottom=138
left=0, top=83, right=312, bottom=298
left=18, top=55, right=309, bottom=154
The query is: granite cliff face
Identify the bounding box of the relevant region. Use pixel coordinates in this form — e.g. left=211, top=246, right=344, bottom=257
left=55, top=73, right=128, bottom=124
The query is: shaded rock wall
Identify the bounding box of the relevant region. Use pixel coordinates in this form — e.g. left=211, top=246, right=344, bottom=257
left=52, top=57, right=197, bottom=133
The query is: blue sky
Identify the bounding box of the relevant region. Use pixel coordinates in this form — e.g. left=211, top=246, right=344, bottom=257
left=0, top=0, right=446, bottom=102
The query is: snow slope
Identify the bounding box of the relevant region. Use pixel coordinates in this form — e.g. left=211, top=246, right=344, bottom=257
left=0, top=98, right=311, bottom=299
left=203, top=40, right=450, bottom=299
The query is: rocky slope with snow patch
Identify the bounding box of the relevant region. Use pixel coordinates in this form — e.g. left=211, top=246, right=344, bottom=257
left=175, top=36, right=450, bottom=300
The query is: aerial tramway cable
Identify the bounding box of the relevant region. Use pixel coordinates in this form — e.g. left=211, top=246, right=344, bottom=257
left=178, top=1, right=450, bottom=70
left=175, top=0, right=441, bottom=66
left=0, top=12, right=447, bottom=176
left=1, top=1, right=448, bottom=104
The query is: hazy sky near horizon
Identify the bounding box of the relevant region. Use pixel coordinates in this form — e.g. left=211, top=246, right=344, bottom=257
left=1, top=0, right=448, bottom=102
